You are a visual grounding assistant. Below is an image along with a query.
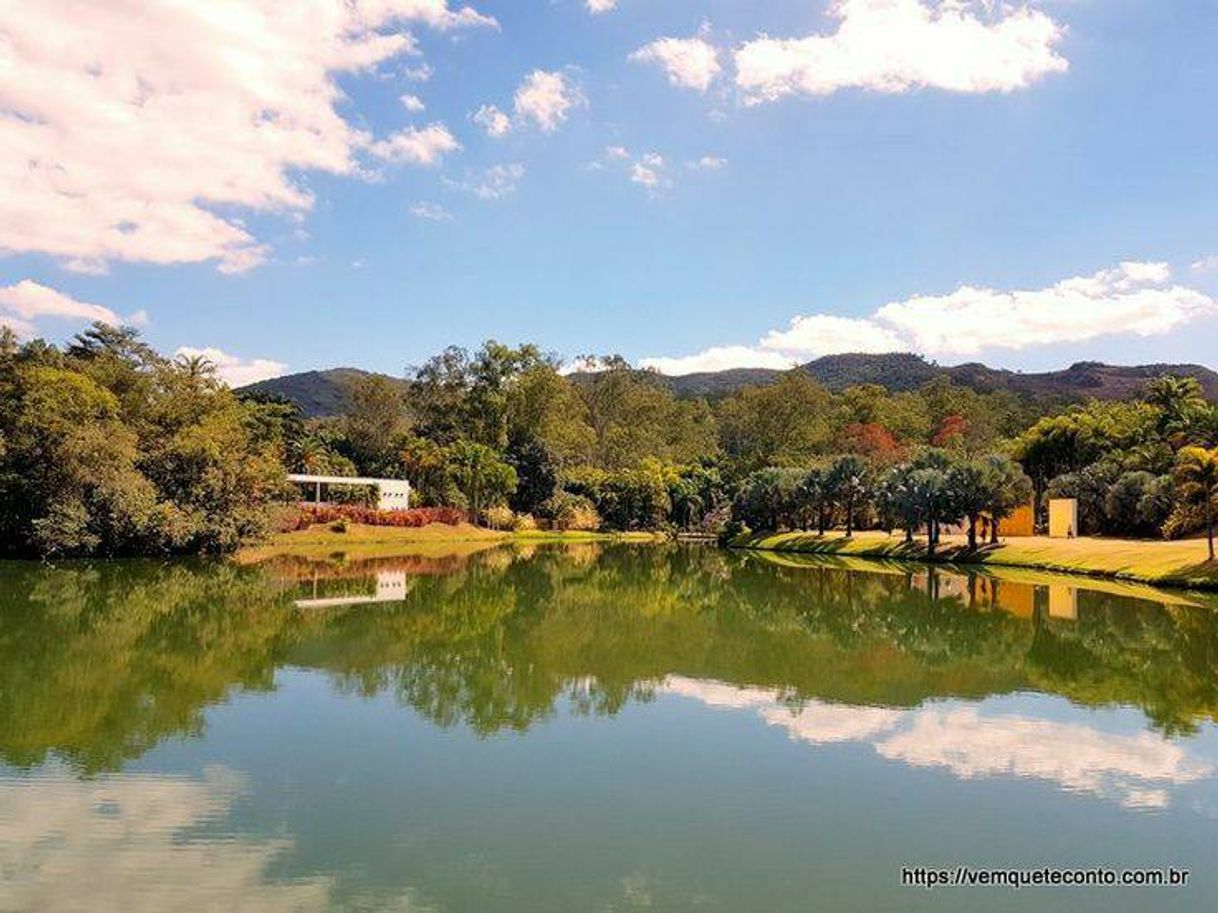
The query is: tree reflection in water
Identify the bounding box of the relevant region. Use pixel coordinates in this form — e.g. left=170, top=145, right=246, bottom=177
left=1, top=544, right=1217, bottom=774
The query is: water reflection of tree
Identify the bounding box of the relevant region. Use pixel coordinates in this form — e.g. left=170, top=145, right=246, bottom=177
left=2, top=546, right=1216, bottom=772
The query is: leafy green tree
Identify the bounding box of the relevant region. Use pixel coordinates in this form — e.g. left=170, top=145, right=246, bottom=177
left=1146, top=374, right=1208, bottom=443
left=947, top=460, right=989, bottom=549
left=5, top=366, right=159, bottom=556
left=447, top=440, right=518, bottom=518
left=796, top=465, right=831, bottom=534
left=827, top=454, right=872, bottom=536
left=507, top=364, right=595, bottom=465
left=1046, top=462, right=1121, bottom=535
left=717, top=371, right=832, bottom=473
left=733, top=467, right=803, bottom=531
left=505, top=432, right=558, bottom=515
left=979, top=454, right=1034, bottom=544
left=410, top=342, right=575, bottom=453
left=668, top=464, right=725, bottom=531
left=399, top=434, right=458, bottom=506
left=574, top=358, right=717, bottom=470
left=1012, top=402, right=1153, bottom=524
left=342, top=373, right=407, bottom=474
left=1105, top=471, right=1172, bottom=538
left=406, top=345, right=473, bottom=445
left=881, top=463, right=923, bottom=544
left=1173, top=446, right=1218, bottom=560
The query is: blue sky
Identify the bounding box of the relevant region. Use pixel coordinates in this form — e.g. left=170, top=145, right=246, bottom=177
left=2, top=0, right=1217, bottom=385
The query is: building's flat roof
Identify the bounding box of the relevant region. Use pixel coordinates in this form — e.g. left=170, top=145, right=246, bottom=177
left=286, top=474, right=410, bottom=487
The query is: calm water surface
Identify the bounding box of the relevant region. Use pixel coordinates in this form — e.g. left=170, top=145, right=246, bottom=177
left=2, top=543, right=1217, bottom=912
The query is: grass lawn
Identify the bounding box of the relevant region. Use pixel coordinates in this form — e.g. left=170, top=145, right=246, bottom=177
left=731, top=530, right=1218, bottom=592
left=235, top=523, right=662, bottom=563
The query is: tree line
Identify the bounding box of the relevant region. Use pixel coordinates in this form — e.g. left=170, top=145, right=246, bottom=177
left=3, top=326, right=1217, bottom=557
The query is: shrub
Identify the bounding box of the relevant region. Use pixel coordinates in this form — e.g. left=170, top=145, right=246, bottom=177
left=717, top=516, right=749, bottom=546
left=483, top=505, right=515, bottom=531
left=541, top=492, right=601, bottom=531
left=283, top=505, right=466, bottom=530
left=512, top=512, right=538, bottom=532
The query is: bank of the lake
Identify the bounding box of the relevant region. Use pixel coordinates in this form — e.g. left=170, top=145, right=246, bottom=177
left=730, top=529, right=1218, bottom=592
left=235, top=522, right=663, bottom=563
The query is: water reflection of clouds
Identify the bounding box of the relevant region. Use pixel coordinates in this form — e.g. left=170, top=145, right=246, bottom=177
left=0, top=765, right=432, bottom=913
left=664, top=677, right=1214, bottom=810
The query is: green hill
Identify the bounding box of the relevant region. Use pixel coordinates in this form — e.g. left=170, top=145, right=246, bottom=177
left=240, top=354, right=1218, bottom=417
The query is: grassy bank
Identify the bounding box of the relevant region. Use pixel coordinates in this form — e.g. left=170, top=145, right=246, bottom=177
left=730, top=530, right=1218, bottom=592
left=236, top=522, right=662, bottom=563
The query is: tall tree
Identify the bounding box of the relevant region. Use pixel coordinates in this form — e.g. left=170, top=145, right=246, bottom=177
left=447, top=440, right=518, bottom=518
left=979, top=454, right=1034, bottom=544
left=827, top=454, right=872, bottom=537
left=717, top=371, right=832, bottom=473
left=1173, top=446, right=1218, bottom=561
left=342, top=374, right=407, bottom=474
left=1145, top=374, right=1208, bottom=444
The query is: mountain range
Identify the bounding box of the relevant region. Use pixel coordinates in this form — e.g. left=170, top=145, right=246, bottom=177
left=239, top=353, right=1218, bottom=418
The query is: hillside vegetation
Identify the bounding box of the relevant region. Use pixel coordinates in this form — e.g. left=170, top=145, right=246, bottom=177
left=245, top=352, right=1218, bottom=415
left=6, top=326, right=1218, bottom=561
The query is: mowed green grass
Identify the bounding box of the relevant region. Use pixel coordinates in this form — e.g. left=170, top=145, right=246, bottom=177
left=236, top=523, right=662, bottom=563
left=732, top=530, right=1218, bottom=591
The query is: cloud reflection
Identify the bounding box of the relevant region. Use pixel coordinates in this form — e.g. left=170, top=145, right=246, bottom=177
left=665, top=677, right=1213, bottom=809
left=0, top=766, right=432, bottom=913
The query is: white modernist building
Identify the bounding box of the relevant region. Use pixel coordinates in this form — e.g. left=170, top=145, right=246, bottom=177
left=287, top=474, right=412, bottom=511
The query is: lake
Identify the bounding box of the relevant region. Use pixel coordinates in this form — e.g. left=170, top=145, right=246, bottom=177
left=2, top=543, right=1216, bottom=912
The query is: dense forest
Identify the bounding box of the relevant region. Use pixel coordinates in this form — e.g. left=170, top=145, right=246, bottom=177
left=2, top=325, right=1218, bottom=557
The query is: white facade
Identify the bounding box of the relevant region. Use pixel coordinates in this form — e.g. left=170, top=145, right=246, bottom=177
left=287, top=474, right=412, bottom=511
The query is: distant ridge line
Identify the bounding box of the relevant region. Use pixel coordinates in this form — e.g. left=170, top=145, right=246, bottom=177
left=239, top=352, right=1218, bottom=418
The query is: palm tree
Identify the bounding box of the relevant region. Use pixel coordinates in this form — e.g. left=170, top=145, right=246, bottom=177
left=174, top=352, right=218, bottom=381
left=948, top=461, right=989, bottom=550
left=827, top=454, right=871, bottom=537
left=797, top=465, right=829, bottom=534
left=1146, top=375, right=1207, bottom=443
left=1173, top=446, right=1218, bottom=561
left=980, top=454, right=1034, bottom=544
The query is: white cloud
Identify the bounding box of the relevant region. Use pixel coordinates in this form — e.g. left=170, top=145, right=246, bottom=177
left=641, top=261, right=1218, bottom=372
left=0, top=1, right=490, bottom=275
left=380, top=0, right=497, bottom=30
left=0, top=280, right=121, bottom=326
left=760, top=314, right=906, bottom=356
left=368, top=123, right=460, bottom=167
left=410, top=201, right=454, bottom=221
left=476, top=71, right=583, bottom=139
left=631, top=36, right=722, bottom=92
left=403, top=62, right=434, bottom=82
left=472, top=104, right=513, bottom=138
left=586, top=0, right=618, bottom=12
left=630, top=163, right=661, bottom=188
left=687, top=155, right=728, bottom=170
left=0, top=280, right=148, bottom=337
left=514, top=70, right=583, bottom=133
left=399, top=93, right=426, bottom=112
left=734, top=0, right=1068, bottom=104
left=597, top=147, right=676, bottom=196
left=875, top=261, right=1214, bottom=356
left=1192, top=253, right=1218, bottom=274
left=448, top=163, right=526, bottom=200
left=639, top=346, right=796, bottom=375
left=175, top=346, right=288, bottom=387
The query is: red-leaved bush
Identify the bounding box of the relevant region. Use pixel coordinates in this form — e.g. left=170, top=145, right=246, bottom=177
left=280, top=505, right=466, bottom=532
